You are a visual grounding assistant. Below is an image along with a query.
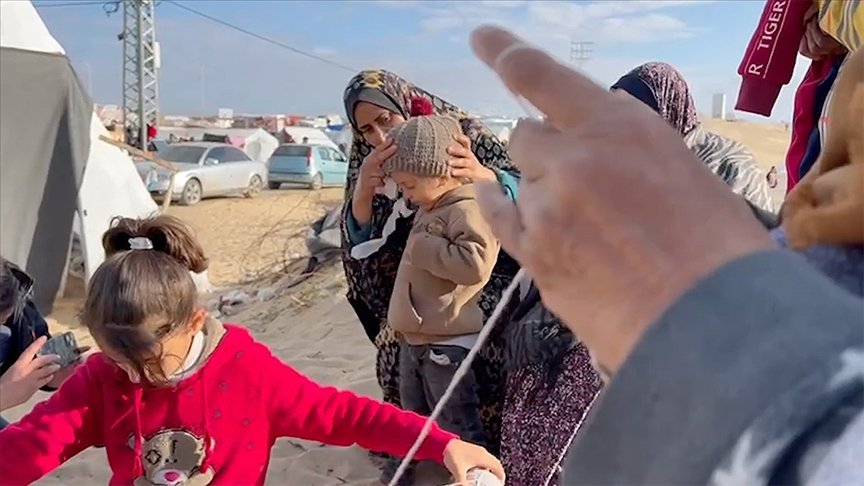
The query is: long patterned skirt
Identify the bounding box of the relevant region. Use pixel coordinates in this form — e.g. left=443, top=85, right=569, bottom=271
left=501, top=344, right=602, bottom=485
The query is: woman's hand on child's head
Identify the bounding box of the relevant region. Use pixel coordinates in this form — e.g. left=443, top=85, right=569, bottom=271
left=442, top=439, right=505, bottom=484
left=448, top=134, right=496, bottom=183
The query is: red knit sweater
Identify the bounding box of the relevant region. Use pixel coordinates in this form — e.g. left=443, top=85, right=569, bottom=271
left=0, top=325, right=455, bottom=485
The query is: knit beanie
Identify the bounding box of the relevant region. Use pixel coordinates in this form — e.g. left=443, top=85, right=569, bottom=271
left=384, top=115, right=462, bottom=177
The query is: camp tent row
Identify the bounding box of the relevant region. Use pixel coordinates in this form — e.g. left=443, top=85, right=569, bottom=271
left=0, top=0, right=160, bottom=312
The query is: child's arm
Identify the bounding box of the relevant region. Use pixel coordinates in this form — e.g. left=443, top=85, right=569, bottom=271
left=268, top=353, right=457, bottom=463
left=0, top=359, right=102, bottom=484
left=411, top=206, right=499, bottom=285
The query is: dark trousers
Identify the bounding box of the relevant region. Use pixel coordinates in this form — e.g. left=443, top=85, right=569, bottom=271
left=398, top=342, right=486, bottom=446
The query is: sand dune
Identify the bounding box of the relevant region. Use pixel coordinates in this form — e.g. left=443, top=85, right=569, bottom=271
left=4, top=120, right=791, bottom=485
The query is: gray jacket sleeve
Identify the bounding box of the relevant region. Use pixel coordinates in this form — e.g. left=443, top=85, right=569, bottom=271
left=563, top=251, right=864, bottom=485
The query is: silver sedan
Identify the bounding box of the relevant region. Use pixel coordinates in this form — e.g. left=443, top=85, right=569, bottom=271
left=137, top=142, right=268, bottom=206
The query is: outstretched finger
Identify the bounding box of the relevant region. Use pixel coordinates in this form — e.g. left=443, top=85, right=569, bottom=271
left=470, top=25, right=611, bottom=127
left=17, top=336, right=48, bottom=364
left=475, top=180, right=524, bottom=260
left=507, top=118, right=564, bottom=181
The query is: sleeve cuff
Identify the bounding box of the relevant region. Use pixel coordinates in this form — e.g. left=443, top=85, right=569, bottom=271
left=735, top=80, right=782, bottom=116
left=345, top=207, right=373, bottom=245
left=417, top=428, right=457, bottom=465
left=494, top=169, right=520, bottom=201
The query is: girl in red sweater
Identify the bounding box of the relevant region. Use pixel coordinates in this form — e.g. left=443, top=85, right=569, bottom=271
left=0, top=215, right=503, bottom=485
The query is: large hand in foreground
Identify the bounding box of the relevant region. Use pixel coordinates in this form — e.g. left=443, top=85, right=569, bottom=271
left=469, top=26, right=773, bottom=373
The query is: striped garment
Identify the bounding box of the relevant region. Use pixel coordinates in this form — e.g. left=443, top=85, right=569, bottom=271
left=613, top=62, right=776, bottom=213
left=685, top=126, right=776, bottom=213
left=817, top=0, right=863, bottom=52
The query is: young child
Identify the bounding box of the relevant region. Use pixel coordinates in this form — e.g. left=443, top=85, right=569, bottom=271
left=383, top=115, right=501, bottom=481
left=0, top=215, right=503, bottom=485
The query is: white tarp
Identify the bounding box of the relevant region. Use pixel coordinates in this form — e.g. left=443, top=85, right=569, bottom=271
left=158, top=127, right=279, bottom=162
left=2, top=0, right=171, bottom=292
left=0, top=0, right=64, bottom=55
left=283, top=126, right=340, bottom=151
left=76, top=116, right=158, bottom=277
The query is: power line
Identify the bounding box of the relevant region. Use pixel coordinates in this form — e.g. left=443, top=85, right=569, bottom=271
left=35, top=1, right=108, bottom=8
left=164, top=0, right=357, bottom=73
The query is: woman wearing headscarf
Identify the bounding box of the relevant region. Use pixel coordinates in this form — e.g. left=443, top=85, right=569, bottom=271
left=340, top=70, right=520, bottom=462
left=612, top=62, right=776, bottom=214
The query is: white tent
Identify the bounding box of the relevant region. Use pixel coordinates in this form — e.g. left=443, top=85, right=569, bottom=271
left=0, top=0, right=174, bottom=309
left=158, top=127, right=279, bottom=162
left=283, top=126, right=341, bottom=151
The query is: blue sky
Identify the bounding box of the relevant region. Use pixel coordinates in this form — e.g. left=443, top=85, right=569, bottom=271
left=33, top=0, right=808, bottom=121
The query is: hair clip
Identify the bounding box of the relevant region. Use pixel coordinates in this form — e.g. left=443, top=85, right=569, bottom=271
left=128, top=237, right=153, bottom=250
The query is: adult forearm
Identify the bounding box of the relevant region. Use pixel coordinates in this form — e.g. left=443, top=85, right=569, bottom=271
left=351, top=192, right=374, bottom=226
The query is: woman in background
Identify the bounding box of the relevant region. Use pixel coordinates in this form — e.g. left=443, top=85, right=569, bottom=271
left=612, top=62, right=776, bottom=213
left=340, top=70, right=522, bottom=462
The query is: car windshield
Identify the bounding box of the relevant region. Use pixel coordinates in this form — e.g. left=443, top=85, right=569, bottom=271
left=272, top=145, right=309, bottom=157
left=158, top=145, right=206, bottom=164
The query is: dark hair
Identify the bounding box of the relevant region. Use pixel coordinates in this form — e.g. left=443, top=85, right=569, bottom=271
left=81, top=214, right=208, bottom=383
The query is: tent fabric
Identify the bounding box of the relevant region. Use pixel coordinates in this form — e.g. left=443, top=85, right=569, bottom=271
left=76, top=116, right=159, bottom=278
left=159, top=127, right=279, bottom=161
left=1, top=0, right=162, bottom=312
left=282, top=126, right=340, bottom=151
left=0, top=47, right=92, bottom=312
left=0, top=1, right=64, bottom=55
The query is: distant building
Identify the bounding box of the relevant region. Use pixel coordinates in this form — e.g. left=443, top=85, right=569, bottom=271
left=712, top=93, right=727, bottom=120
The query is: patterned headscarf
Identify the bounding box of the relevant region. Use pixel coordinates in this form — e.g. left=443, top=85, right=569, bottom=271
left=340, top=69, right=517, bottom=326
left=612, top=62, right=699, bottom=136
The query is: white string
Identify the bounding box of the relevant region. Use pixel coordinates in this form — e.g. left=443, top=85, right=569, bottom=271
left=541, top=393, right=598, bottom=486
left=388, top=269, right=527, bottom=486
left=390, top=77, right=546, bottom=485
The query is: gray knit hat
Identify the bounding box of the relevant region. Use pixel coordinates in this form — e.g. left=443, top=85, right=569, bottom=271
left=384, top=115, right=462, bottom=177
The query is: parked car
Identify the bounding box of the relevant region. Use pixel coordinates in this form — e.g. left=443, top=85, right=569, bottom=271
left=136, top=142, right=268, bottom=206
left=267, top=144, right=348, bottom=190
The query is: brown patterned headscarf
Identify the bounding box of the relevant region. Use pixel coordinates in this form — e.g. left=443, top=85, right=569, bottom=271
left=340, top=69, right=517, bottom=333
left=612, top=62, right=699, bottom=136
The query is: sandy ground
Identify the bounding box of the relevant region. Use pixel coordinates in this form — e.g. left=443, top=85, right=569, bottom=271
left=4, top=120, right=791, bottom=485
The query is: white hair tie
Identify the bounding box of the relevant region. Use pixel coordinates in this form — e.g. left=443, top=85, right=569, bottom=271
left=128, top=237, right=153, bottom=250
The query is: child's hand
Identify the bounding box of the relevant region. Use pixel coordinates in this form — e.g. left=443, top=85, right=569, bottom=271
left=442, top=439, right=505, bottom=484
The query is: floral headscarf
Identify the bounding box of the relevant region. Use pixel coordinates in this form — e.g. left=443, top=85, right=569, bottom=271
left=612, top=62, right=699, bottom=136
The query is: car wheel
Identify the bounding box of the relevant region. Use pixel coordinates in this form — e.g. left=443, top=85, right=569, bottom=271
left=309, top=173, right=323, bottom=191
left=245, top=175, right=263, bottom=198
left=268, top=181, right=281, bottom=190
left=179, top=178, right=202, bottom=206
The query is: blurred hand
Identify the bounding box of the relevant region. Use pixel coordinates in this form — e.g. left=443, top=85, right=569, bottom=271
left=448, top=134, right=496, bottom=182
left=0, top=337, right=60, bottom=411
left=442, top=439, right=505, bottom=484
left=355, top=137, right=396, bottom=201
left=45, top=346, right=91, bottom=389
left=799, top=7, right=847, bottom=60
left=470, top=26, right=773, bottom=373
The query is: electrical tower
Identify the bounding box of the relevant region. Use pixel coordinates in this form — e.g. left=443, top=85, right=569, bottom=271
left=118, top=0, right=159, bottom=148
left=570, top=40, right=594, bottom=69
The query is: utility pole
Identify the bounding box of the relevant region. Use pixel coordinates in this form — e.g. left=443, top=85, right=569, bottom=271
left=116, top=0, right=159, bottom=149
left=570, top=40, right=594, bottom=69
